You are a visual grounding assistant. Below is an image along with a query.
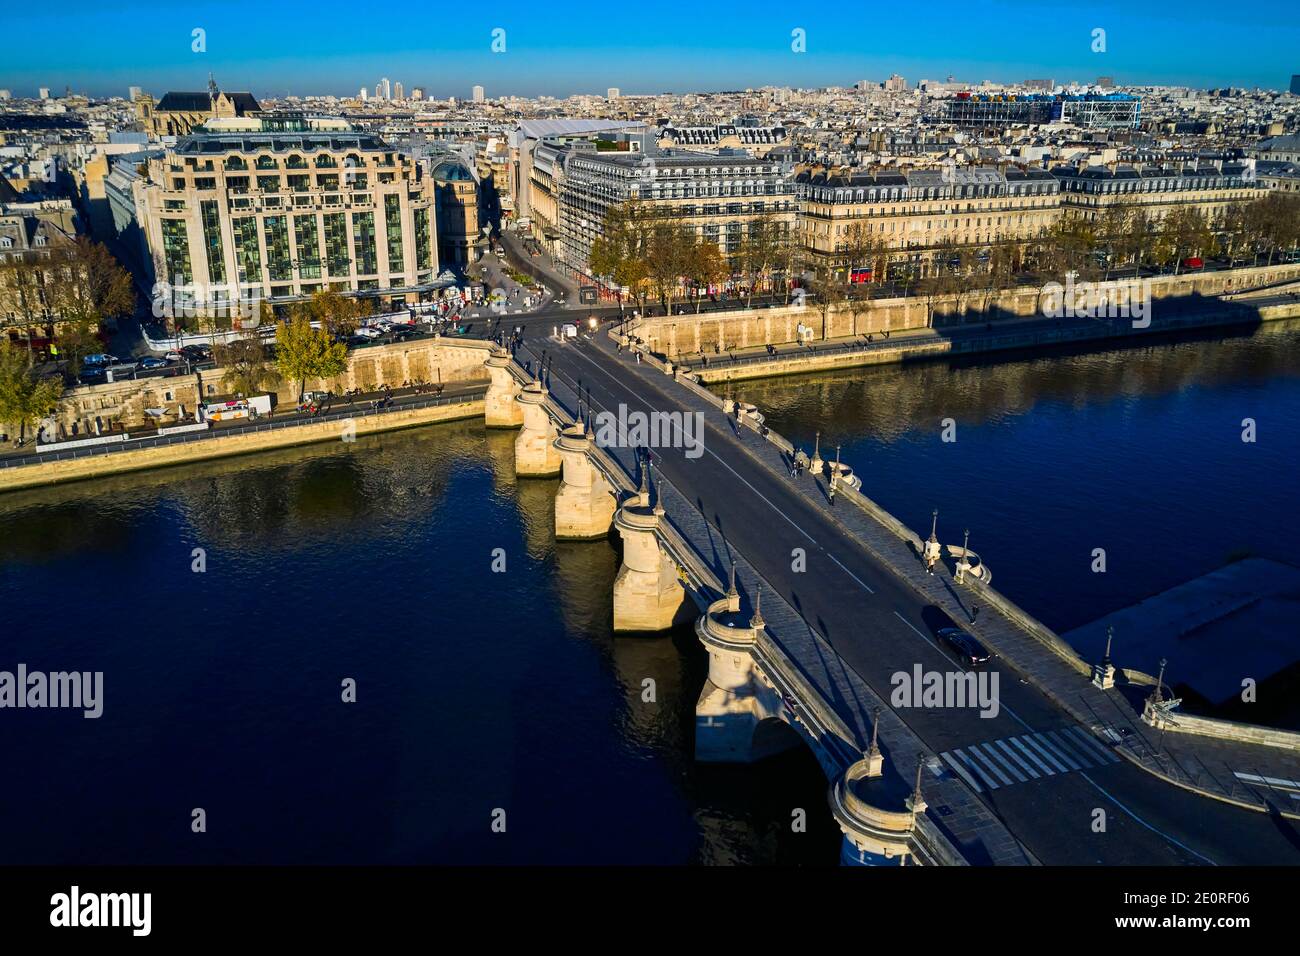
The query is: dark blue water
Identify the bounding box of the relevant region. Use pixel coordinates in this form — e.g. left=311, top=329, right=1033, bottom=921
left=722, top=320, right=1300, bottom=637
left=0, top=423, right=838, bottom=865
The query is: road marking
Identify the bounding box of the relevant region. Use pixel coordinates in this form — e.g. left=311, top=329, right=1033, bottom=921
left=941, top=730, right=1116, bottom=793
left=1008, top=737, right=1055, bottom=776
left=1019, top=734, right=1071, bottom=773
left=540, top=346, right=823, bottom=548
left=940, top=752, right=984, bottom=793
left=1078, top=773, right=1218, bottom=866
left=534, top=342, right=1215, bottom=864
left=977, top=738, right=1024, bottom=785
left=953, top=748, right=1000, bottom=790
left=965, top=746, right=1011, bottom=786
left=1064, top=726, right=1122, bottom=764
left=993, top=739, right=1040, bottom=779
left=827, top=553, right=875, bottom=594
left=1040, top=733, right=1092, bottom=770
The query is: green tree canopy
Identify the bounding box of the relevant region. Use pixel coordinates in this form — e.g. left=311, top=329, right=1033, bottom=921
left=274, top=312, right=348, bottom=402
left=0, top=340, right=64, bottom=443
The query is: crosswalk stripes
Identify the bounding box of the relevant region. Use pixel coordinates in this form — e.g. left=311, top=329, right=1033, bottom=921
left=937, top=727, right=1122, bottom=793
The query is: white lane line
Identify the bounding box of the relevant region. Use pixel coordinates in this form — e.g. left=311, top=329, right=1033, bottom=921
left=987, top=743, right=1040, bottom=780
left=1009, top=737, right=1056, bottom=776
left=953, top=748, right=1000, bottom=790
left=1078, top=773, right=1218, bottom=866
left=978, top=742, right=1028, bottom=784
left=940, top=752, right=984, bottom=793
left=891, top=611, right=947, bottom=657
left=1065, top=726, right=1121, bottom=765
left=1034, top=732, right=1086, bottom=771
left=967, top=745, right=1015, bottom=787
left=1019, top=735, right=1071, bottom=773
left=1046, top=729, right=1099, bottom=769
left=1233, top=771, right=1300, bottom=791
left=828, top=553, right=875, bottom=594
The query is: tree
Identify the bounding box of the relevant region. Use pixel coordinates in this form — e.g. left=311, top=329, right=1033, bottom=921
left=739, top=214, right=781, bottom=306
left=805, top=270, right=848, bottom=341
left=215, top=334, right=280, bottom=397
left=1164, top=207, right=1213, bottom=273
left=274, top=312, right=348, bottom=402
left=645, top=221, right=694, bottom=311
left=686, top=240, right=729, bottom=313
left=45, top=238, right=134, bottom=370
left=589, top=203, right=653, bottom=311
left=0, top=339, right=63, bottom=444
left=304, top=289, right=365, bottom=339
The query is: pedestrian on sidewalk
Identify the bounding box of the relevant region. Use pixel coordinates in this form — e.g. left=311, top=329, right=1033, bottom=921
left=971, top=604, right=980, bottom=623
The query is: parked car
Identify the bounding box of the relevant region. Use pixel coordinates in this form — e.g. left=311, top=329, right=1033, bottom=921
left=354, top=326, right=383, bottom=340
left=1181, top=257, right=1205, bottom=270
left=137, top=356, right=169, bottom=370
left=83, top=353, right=119, bottom=367
left=390, top=326, right=417, bottom=341
left=937, top=627, right=991, bottom=667
left=181, top=344, right=212, bottom=361
left=164, top=350, right=185, bottom=363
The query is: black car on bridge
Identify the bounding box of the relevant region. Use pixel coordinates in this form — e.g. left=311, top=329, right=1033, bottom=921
left=938, top=627, right=992, bottom=667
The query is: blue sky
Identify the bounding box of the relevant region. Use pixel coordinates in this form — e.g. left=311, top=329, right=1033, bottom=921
left=5, top=0, right=1296, bottom=99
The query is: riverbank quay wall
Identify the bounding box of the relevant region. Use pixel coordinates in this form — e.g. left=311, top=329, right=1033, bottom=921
left=687, top=299, right=1300, bottom=384
left=634, top=263, right=1300, bottom=360
left=0, top=394, right=485, bottom=494
left=34, top=338, right=492, bottom=438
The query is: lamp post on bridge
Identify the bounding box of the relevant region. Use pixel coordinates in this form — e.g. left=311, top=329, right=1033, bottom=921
left=865, top=706, right=884, bottom=777
left=924, top=508, right=941, bottom=574
left=955, top=527, right=972, bottom=583
left=1092, top=624, right=1117, bottom=690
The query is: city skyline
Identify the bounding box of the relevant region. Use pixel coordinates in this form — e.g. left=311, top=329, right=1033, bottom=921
left=6, top=0, right=1300, bottom=98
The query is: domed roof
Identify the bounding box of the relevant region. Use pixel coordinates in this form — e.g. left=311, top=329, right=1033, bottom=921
left=432, top=158, right=474, bottom=182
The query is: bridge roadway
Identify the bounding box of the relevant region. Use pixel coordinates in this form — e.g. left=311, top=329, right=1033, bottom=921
left=514, top=328, right=1300, bottom=866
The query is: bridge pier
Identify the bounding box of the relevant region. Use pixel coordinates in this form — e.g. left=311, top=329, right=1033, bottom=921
left=483, top=347, right=524, bottom=428
left=694, top=573, right=798, bottom=761
left=829, top=750, right=926, bottom=866
left=513, top=378, right=562, bottom=477
left=612, top=476, right=688, bottom=632
left=554, top=422, right=616, bottom=539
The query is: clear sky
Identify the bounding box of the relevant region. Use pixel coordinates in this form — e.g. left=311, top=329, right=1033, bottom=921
left=5, top=0, right=1297, bottom=99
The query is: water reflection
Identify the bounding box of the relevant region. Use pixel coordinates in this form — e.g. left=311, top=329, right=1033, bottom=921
left=722, top=319, right=1300, bottom=444
left=0, top=418, right=836, bottom=865
left=717, top=320, right=1300, bottom=638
